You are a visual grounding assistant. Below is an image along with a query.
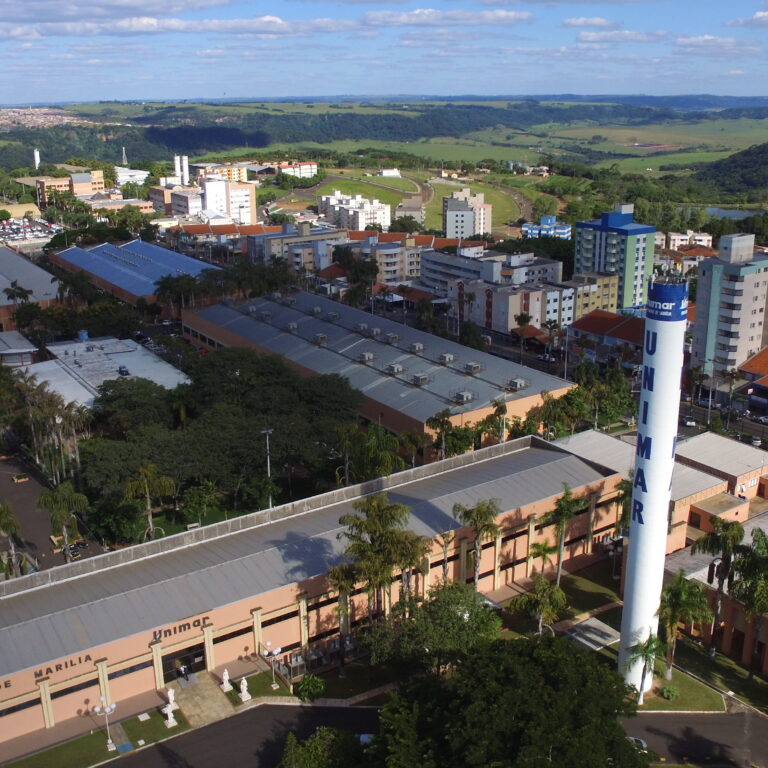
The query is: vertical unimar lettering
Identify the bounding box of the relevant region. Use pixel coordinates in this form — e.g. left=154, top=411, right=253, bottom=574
left=618, top=278, right=688, bottom=695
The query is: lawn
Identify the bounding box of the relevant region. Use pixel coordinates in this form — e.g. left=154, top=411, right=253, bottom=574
left=121, top=708, right=189, bottom=745
left=332, top=170, right=420, bottom=193
left=224, top=670, right=291, bottom=705
left=319, top=662, right=399, bottom=698
left=559, top=560, right=622, bottom=618
left=424, top=181, right=462, bottom=229
left=470, top=182, right=521, bottom=229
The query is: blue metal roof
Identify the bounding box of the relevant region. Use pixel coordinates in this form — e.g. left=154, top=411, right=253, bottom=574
left=56, top=240, right=219, bottom=298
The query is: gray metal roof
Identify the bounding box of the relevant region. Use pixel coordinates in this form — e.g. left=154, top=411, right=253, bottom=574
left=0, top=438, right=615, bottom=677
left=0, top=246, right=60, bottom=306
left=557, top=430, right=723, bottom=502
left=192, top=292, right=571, bottom=423
left=676, top=432, right=768, bottom=478
left=0, top=330, right=36, bottom=354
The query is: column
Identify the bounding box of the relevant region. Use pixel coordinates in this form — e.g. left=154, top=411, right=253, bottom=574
left=459, top=539, right=469, bottom=583
left=96, top=659, right=111, bottom=706
left=493, top=531, right=502, bottom=590
left=203, top=625, right=215, bottom=672
left=526, top=516, right=537, bottom=578
left=251, top=608, right=263, bottom=656
left=298, top=595, right=309, bottom=648
left=37, top=678, right=54, bottom=729
left=150, top=641, right=164, bottom=690
left=586, top=494, right=597, bottom=555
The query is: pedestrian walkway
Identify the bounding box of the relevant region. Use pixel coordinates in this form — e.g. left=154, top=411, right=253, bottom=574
left=552, top=600, right=623, bottom=634
left=170, top=671, right=234, bottom=728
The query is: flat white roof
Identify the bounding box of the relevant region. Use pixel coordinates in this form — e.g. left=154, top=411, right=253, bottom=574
left=676, top=432, right=768, bottom=478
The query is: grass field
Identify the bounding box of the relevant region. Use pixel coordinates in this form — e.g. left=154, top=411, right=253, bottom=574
left=314, top=179, right=407, bottom=210
left=332, top=170, right=420, bottom=193
left=424, top=181, right=461, bottom=229
left=600, top=150, right=735, bottom=174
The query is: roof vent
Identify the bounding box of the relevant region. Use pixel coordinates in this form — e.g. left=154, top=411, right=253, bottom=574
left=386, top=363, right=404, bottom=375
left=247, top=304, right=258, bottom=315
left=355, top=323, right=368, bottom=333
left=438, top=352, right=454, bottom=365
left=410, top=342, right=424, bottom=353
left=328, top=311, right=339, bottom=322
left=507, top=377, right=529, bottom=391
left=314, top=333, right=327, bottom=346
left=386, top=332, right=399, bottom=344
left=412, top=373, right=429, bottom=387
left=313, top=306, right=322, bottom=316
left=371, top=327, right=381, bottom=338
left=260, top=310, right=272, bottom=322
left=271, top=291, right=282, bottom=301
left=287, top=322, right=298, bottom=333
left=283, top=296, right=296, bottom=306
left=465, top=361, right=482, bottom=374
left=454, top=390, right=474, bottom=404
left=359, top=351, right=375, bottom=363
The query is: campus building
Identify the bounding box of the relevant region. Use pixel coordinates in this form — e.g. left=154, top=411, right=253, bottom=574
left=522, top=215, right=572, bottom=240
left=690, top=233, right=768, bottom=377
left=574, top=203, right=655, bottom=311
left=181, top=291, right=573, bottom=435
left=0, top=436, right=623, bottom=754
left=318, top=191, right=391, bottom=231
left=0, top=246, right=60, bottom=332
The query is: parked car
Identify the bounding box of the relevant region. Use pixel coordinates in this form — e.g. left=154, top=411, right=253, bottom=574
left=681, top=417, right=696, bottom=427
left=537, top=354, right=556, bottom=363
left=626, top=736, right=648, bottom=752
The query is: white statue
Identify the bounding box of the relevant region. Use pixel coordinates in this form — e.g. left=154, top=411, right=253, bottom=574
left=166, top=687, right=179, bottom=711
left=238, top=676, right=251, bottom=702
left=162, top=703, right=178, bottom=728
left=221, top=668, right=232, bottom=692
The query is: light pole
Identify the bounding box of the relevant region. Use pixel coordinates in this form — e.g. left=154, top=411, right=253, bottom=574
left=92, top=696, right=117, bottom=751
left=261, top=428, right=274, bottom=508
left=264, top=640, right=282, bottom=690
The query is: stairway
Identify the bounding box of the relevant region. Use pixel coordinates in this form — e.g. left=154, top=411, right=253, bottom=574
left=167, top=671, right=235, bottom=728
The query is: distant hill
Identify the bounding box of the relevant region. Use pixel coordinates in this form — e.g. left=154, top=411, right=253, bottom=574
left=695, top=141, right=768, bottom=194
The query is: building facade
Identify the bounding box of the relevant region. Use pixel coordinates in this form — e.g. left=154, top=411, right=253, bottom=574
left=574, top=203, right=655, bottom=311
left=318, top=191, right=391, bottom=231
left=522, top=215, right=572, bottom=240
left=442, top=188, right=492, bottom=238
left=202, top=179, right=257, bottom=225
left=691, top=233, right=768, bottom=377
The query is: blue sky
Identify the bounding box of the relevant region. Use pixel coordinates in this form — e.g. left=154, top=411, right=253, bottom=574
left=3, top=0, right=768, bottom=103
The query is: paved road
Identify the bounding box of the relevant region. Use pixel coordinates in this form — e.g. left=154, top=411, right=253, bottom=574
left=624, top=711, right=768, bottom=767
left=117, top=704, right=379, bottom=768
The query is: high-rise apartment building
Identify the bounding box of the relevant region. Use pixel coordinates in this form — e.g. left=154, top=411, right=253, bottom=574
left=442, top=188, right=492, bottom=238
left=202, top=179, right=257, bottom=224
left=691, top=233, right=768, bottom=376
left=574, top=203, right=655, bottom=310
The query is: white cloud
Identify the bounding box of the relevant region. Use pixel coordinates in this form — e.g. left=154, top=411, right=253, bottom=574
left=728, top=69, right=746, bottom=75
left=674, top=34, right=761, bottom=58
left=560, top=17, right=618, bottom=28
left=2, top=0, right=231, bottom=23
left=364, top=9, right=533, bottom=26
left=727, top=11, right=768, bottom=26
left=675, top=35, right=737, bottom=48
left=577, top=29, right=666, bottom=43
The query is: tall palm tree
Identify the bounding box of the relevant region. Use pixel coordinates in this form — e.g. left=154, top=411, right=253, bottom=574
left=426, top=409, right=452, bottom=461
left=628, top=633, right=666, bottom=705
left=511, top=574, right=567, bottom=635
left=0, top=501, right=21, bottom=578
left=123, top=464, right=175, bottom=540
left=393, top=529, right=430, bottom=607
left=514, top=311, right=531, bottom=363
left=658, top=570, right=712, bottom=680
left=542, top=319, right=559, bottom=357
left=731, top=528, right=768, bottom=680
left=541, top=483, right=586, bottom=587
left=338, top=492, right=410, bottom=623
left=528, top=541, right=558, bottom=576
left=722, top=368, right=740, bottom=429
left=39, top=481, right=88, bottom=563
left=690, top=518, right=744, bottom=657
left=453, top=498, right=502, bottom=590
left=438, top=530, right=454, bottom=583
left=327, top=562, right=357, bottom=678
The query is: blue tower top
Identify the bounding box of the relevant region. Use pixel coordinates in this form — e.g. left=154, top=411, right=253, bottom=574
left=647, top=279, right=688, bottom=322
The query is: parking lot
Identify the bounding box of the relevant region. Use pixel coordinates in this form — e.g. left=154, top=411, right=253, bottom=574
left=0, top=216, right=61, bottom=243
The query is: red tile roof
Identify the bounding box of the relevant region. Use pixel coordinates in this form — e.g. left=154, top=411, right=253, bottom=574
left=316, top=263, right=347, bottom=280
left=740, top=348, right=768, bottom=378
left=570, top=310, right=644, bottom=346
left=172, top=223, right=282, bottom=236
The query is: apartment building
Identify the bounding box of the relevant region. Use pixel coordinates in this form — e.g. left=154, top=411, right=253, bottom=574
left=522, top=215, right=572, bottom=240
left=347, top=234, right=422, bottom=284
left=70, top=170, right=105, bottom=198
left=114, top=167, right=150, bottom=187
left=171, top=189, right=204, bottom=218
left=574, top=203, right=655, bottom=310
left=442, top=188, right=492, bottom=238
left=202, top=179, right=257, bottom=224
left=318, top=191, right=391, bottom=231
left=31, top=170, right=105, bottom=207
left=691, top=233, right=768, bottom=377
left=279, top=161, right=318, bottom=178
left=190, top=163, right=248, bottom=183
left=667, top=229, right=714, bottom=250
left=149, top=185, right=177, bottom=215
left=247, top=222, right=348, bottom=268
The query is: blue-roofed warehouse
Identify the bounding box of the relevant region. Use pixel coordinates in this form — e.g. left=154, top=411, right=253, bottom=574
left=50, top=240, right=219, bottom=305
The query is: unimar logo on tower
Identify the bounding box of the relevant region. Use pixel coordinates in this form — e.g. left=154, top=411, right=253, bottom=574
left=646, top=282, right=688, bottom=323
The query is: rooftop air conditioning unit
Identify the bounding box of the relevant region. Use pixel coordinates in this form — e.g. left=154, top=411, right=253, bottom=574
left=328, top=311, right=339, bottom=322
left=438, top=352, right=454, bottom=365
left=507, top=377, right=529, bottom=391
left=386, top=363, right=404, bottom=375
left=313, top=306, right=322, bottom=316
left=314, top=333, right=328, bottom=346
left=371, top=327, right=381, bottom=338
left=271, top=292, right=282, bottom=301
left=355, top=323, right=368, bottom=333
left=412, top=373, right=429, bottom=387
left=410, top=342, right=424, bottom=353
left=247, top=305, right=258, bottom=315
left=260, top=311, right=272, bottom=322
left=282, top=296, right=296, bottom=306
left=287, top=322, right=298, bottom=333
left=454, top=390, right=474, bottom=404
left=359, top=351, right=374, bottom=363
left=465, top=361, right=482, bottom=374
left=386, top=333, right=399, bottom=344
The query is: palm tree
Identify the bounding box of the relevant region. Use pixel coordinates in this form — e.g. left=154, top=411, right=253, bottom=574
left=528, top=541, right=558, bottom=576
left=327, top=562, right=358, bottom=678
left=731, top=528, right=768, bottom=680
left=399, top=431, right=432, bottom=468
left=123, top=464, right=175, bottom=540
left=438, top=530, right=454, bottom=582
left=338, top=492, right=410, bottom=623
left=426, top=409, right=452, bottom=461
left=154, top=275, right=180, bottom=318
left=542, top=319, right=559, bottom=357
left=3, top=280, right=33, bottom=306
left=453, top=498, right=502, bottom=590
left=514, top=311, right=531, bottom=363
left=393, top=529, right=430, bottom=607
left=628, top=633, right=666, bottom=705
left=722, top=368, right=740, bottom=429
left=541, top=483, right=587, bottom=587
left=511, top=574, right=567, bottom=635
left=658, top=570, right=712, bottom=680
left=690, top=518, right=744, bottom=657
left=39, top=481, right=88, bottom=563
left=0, top=501, right=21, bottom=578
left=614, top=474, right=633, bottom=537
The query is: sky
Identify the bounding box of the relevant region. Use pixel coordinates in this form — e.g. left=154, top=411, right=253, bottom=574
left=2, top=0, right=768, bottom=104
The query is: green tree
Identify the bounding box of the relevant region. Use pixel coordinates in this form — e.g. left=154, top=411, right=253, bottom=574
left=513, top=311, right=531, bottom=363
left=38, top=481, right=88, bottom=563
left=0, top=209, right=11, bottom=221
left=279, top=727, right=365, bottom=768
left=690, top=518, right=744, bottom=657
left=123, top=463, right=175, bottom=540
left=426, top=409, right=451, bottom=461
left=528, top=540, right=558, bottom=576
left=541, top=483, right=587, bottom=587
left=627, top=634, right=666, bottom=705
left=658, top=570, right=712, bottom=680
left=452, top=498, right=501, bottom=590
left=511, top=574, right=567, bottom=635
left=327, top=562, right=358, bottom=678
left=295, top=672, right=326, bottom=702
left=0, top=500, right=22, bottom=578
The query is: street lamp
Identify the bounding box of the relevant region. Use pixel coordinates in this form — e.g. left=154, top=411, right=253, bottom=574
left=92, top=696, right=117, bottom=751
left=605, top=539, right=623, bottom=580
left=261, top=428, right=274, bottom=508
left=264, top=641, right=282, bottom=690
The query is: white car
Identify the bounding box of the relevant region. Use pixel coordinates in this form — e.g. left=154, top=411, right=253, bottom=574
left=626, top=736, right=648, bottom=752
